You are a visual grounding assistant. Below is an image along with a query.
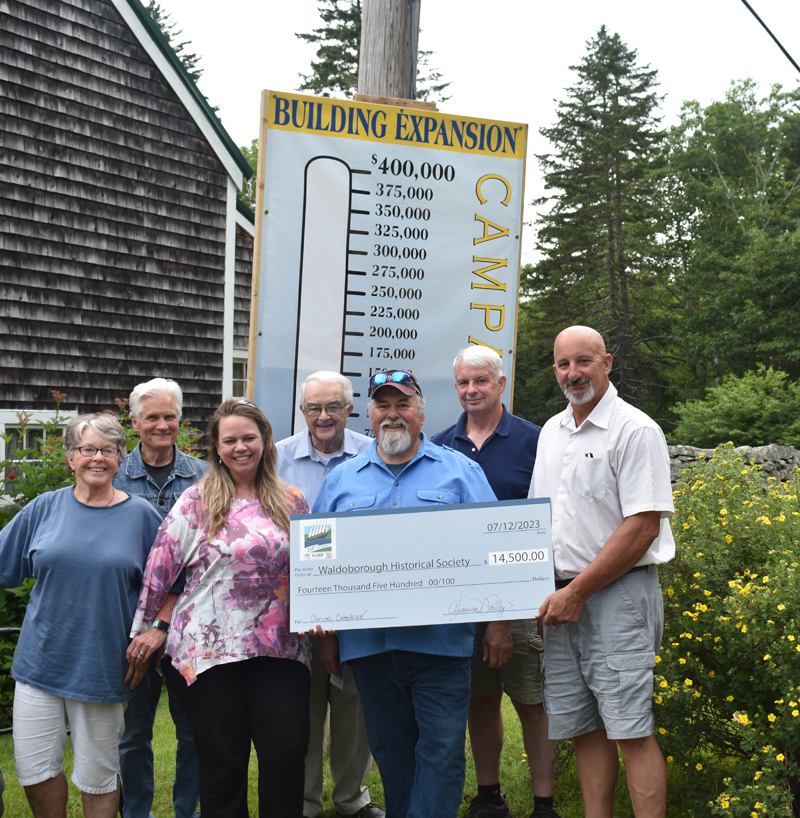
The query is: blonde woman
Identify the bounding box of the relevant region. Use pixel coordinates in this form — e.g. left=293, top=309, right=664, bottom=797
left=129, top=400, right=310, bottom=818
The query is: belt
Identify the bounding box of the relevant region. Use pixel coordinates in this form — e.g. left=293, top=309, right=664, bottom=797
left=554, top=563, right=652, bottom=590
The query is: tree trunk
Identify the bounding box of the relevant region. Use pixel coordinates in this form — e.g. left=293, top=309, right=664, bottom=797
left=357, top=0, right=420, bottom=99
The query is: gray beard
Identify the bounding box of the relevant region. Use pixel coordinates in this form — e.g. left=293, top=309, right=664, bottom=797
left=564, top=380, right=595, bottom=406
left=378, top=420, right=412, bottom=455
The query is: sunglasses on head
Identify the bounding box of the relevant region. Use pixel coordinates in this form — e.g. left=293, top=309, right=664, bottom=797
left=368, top=370, right=423, bottom=397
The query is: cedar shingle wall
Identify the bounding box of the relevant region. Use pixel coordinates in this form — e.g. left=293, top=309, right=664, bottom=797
left=234, top=225, right=252, bottom=351
left=0, top=0, right=229, bottom=426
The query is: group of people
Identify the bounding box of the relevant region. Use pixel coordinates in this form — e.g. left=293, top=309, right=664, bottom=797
left=0, top=324, right=675, bottom=818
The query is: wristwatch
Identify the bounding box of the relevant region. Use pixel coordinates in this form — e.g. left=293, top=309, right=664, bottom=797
left=152, top=619, right=170, bottom=633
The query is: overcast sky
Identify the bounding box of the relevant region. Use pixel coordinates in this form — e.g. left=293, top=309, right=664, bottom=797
left=157, top=0, right=800, bottom=264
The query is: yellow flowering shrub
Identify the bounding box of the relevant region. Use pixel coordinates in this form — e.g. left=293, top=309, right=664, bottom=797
left=656, top=445, right=799, bottom=816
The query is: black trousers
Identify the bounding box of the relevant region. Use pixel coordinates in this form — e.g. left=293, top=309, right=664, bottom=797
left=164, top=656, right=311, bottom=818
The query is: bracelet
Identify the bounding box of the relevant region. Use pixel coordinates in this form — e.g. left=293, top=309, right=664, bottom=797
left=152, top=619, right=170, bottom=633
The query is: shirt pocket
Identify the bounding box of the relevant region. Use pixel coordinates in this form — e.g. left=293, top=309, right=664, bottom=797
left=416, top=489, right=461, bottom=505
left=576, top=455, right=606, bottom=499
left=336, top=494, right=377, bottom=512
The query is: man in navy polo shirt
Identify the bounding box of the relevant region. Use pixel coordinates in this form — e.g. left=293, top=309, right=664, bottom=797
left=432, top=347, right=559, bottom=818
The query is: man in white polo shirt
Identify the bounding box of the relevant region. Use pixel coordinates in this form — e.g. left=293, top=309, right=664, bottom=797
left=529, top=326, right=674, bottom=818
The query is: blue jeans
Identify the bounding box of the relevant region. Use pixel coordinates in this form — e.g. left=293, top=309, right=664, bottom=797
left=350, top=651, right=471, bottom=818
left=120, top=661, right=200, bottom=818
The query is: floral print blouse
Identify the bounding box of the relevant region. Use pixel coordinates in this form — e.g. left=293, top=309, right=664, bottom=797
left=132, top=483, right=311, bottom=684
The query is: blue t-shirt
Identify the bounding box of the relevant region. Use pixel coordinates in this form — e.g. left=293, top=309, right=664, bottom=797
left=431, top=405, right=541, bottom=501
left=313, top=434, right=497, bottom=662
left=0, top=487, right=162, bottom=703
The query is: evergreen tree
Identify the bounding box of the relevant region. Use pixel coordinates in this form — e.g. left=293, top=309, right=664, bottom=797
left=296, top=0, right=450, bottom=103
left=146, top=1, right=203, bottom=83
left=297, top=0, right=361, bottom=99
left=524, top=27, right=666, bottom=410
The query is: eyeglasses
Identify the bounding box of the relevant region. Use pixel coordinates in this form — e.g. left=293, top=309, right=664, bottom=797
left=71, top=446, right=121, bottom=458
left=368, top=370, right=423, bottom=397
left=303, top=403, right=345, bottom=417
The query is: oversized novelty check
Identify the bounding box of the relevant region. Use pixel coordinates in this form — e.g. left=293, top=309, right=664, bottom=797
left=289, top=498, right=554, bottom=632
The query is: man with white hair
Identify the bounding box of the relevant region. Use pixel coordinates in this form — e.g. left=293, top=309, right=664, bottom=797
left=114, top=377, right=208, bottom=818
left=313, top=370, right=497, bottom=818
left=276, top=372, right=382, bottom=818
left=530, top=326, right=674, bottom=818
left=432, top=347, right=558, bottom=818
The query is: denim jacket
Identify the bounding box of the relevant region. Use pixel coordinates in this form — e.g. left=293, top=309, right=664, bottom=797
left=113, top=443, right=209, bottom=520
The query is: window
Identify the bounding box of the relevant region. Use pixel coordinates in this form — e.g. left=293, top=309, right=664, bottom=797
left=233, top=360, right=248, bottom=398
left=5, top=426, right=46, bottom=460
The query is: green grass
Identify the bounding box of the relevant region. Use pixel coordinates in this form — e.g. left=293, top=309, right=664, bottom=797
left=0, top=689, right=684, bottom=817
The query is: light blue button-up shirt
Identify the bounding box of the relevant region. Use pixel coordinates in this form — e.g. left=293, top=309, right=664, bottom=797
left=276, top=428, right=371, bottom=507
left=312, top=434, right=497, bottom=662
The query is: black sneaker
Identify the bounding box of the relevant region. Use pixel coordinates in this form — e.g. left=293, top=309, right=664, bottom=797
left=464, top=794, right=513, bottom=818
left=530, top=807, right=562, bottom=818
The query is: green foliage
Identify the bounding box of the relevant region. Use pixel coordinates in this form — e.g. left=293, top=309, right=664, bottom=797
left=0, top=394, right=74, bottom=529
left=670, top=366, right=800, bottom=448
left=146, top=0, right=203, bottom=83
left=663, top=81, right=800, bottom=387
left=523, top=26, right=671, bottom=417
left=145, top=1, right=218, bottom=113
left=656, top=445, right=800, bottom=816
left=0, top=581, right=33, bottom=729
left=238, top=138, right=258, bottom=209
left=297, top=0, right=362, bottom=99
left=296, top=0, right=450, bottom=103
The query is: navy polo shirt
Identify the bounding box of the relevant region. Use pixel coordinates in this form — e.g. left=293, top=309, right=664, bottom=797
left=431, top=405, right=541, bottom=501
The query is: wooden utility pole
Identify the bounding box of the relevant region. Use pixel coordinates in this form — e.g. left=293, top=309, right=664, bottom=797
left=357, top=0, right=421, bottom=101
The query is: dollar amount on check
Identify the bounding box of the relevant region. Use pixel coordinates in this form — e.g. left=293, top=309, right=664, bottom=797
left=289, top=498, right=555, bottom=632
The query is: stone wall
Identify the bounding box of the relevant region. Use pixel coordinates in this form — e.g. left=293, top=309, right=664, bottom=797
left=669, top=444, right=800, bottom=485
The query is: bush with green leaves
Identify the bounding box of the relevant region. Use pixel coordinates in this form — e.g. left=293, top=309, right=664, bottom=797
left=669, top=365, right=800, bottom=448
left=656, top=444, right=800, bottom=816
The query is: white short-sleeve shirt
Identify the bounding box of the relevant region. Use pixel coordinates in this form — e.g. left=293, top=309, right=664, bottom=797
left=529, top=383, right=675, bottom=579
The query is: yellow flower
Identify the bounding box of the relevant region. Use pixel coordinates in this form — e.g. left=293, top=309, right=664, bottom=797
left=719, top=508, right=727, bottom=515
left=658, top=727, right=668, bottom=735
left=696, top=763, right=703, bottom=771
left=725, top=534, right=733, bottom=544
left=667, top=587, right=674, bottom=597
left=685, top=678, right=693, bottom=686
left=709, top=671, right=716, bottom=677
left=777, top=753, right=785, bottom=761
left=659, top=680, right=668, bottom=688
left=792, top=710, right=799, bottom=717
left=778, top=604, right=786, bottom=611
left=666, top=756, right=673, bottom=763
left=720, top=800, right=730, bottom=809
left=679, top=658, right=686, bottom=665
left=764, top=654, right=771, bottom=662
left=704, top=590, right=711, bottom=597
left=733, top=713, right=749, bottom=725
left=742, top=625, right=747, bottom=634
left=727, top=695, right=734, bottom=702
left=768, top=713, right=776, bottom=722
left=683, top=523, right=690, bottom=529
left=788, top=635, right=796, bottom=642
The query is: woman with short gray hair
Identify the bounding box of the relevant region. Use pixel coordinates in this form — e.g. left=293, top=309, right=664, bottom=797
left=0, top=413, right=161, bottom=818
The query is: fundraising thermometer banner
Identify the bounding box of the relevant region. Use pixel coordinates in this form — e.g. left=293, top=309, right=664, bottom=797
left=253, top=91, right=528, bottom=440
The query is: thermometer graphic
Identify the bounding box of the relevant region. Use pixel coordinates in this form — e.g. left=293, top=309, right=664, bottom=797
left=292, top=156, right=371, bottom=433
